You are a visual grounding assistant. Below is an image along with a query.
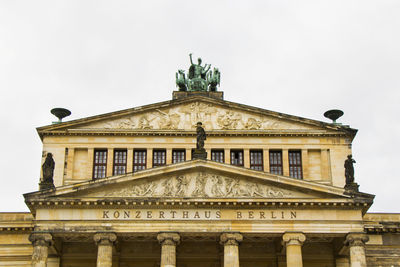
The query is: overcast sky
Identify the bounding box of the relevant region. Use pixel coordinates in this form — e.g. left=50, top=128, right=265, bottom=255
left=1, top=1, right=399, bottom=212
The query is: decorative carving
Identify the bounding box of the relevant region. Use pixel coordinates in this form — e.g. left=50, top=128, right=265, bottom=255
left=157, top=109, right=180, bottom=130
left=282, top=232, right=306, bottom=246
left=104, top=117, right=135, bottom=129
left=103, top=173, right=292, bottom=198
left=93, top=232, right=117, bottom=246
left=157, top=232, right=180, bottom=246
left=29, top=232, right=53, bottom=247
left=345, top=233, right=369, bottom=247
left=244, top=117, right=262, bottom=130
left=217, top=111, right=241, bottom=129
left=138, top=116, right=153, bottom=129
left=220, top=232, right=243, bottom=246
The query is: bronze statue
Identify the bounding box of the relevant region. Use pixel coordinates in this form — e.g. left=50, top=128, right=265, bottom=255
left=175, top=69, right=187, bottom=91
left=196, top=122, right=206, bottom=150
left=42, top=153, right=55, bottom=184
left=344, top=154, right=356, bottom=185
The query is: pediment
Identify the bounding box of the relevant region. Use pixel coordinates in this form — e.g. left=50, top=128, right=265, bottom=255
left=25, top=160, right=349, bottom=202
left=37, top=96, right=354, bottom=135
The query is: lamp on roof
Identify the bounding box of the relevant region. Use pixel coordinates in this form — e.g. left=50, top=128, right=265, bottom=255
left=51, top=108, right=71, bottom=124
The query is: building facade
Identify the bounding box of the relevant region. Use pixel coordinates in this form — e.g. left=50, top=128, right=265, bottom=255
left=0, top=89, right=399, bottom=267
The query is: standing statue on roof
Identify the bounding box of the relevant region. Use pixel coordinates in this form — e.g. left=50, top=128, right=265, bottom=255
left=189, top=53, right=211, bottom=80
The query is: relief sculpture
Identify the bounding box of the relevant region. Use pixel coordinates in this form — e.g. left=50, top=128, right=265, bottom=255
left=103, top=173, right=291, bottom=198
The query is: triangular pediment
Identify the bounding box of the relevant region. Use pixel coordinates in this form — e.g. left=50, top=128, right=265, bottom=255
left=25, top=160, right=350, bottom=202
left=37, top=96, right=355, bottom=137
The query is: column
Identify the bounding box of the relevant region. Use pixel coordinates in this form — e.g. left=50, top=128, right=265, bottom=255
left=185, top=148, right=191, bottom=161
left=224, top=149, right=230, bottom=164
left=166, top=148, right=172, bottom=165
left=66, top=147, right=75, bottom=180
left=282, top=149, right=289, bottom=176
left=345, top=233, right=369, bottom=267
left=87, top=148, right=94, bottom=179
left=127, top=149, right=133, bottom=173
left=157, top=232, right=180, bottom=267
left=94, top=232, right=117, bottom=267
left=321, top=149, right=331, bottom=181
left=29, top=232, right=53, bottom=267
left=243, top=149, right=250, bottom=168
left=282, top=232, right=306, bottom=267
left=147, top=148, right=153, bottom=168
left=220, top=232, right=243, bottom=267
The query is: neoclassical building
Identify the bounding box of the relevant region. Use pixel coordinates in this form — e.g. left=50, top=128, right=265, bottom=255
left=0, top=85, right=399, bottom=266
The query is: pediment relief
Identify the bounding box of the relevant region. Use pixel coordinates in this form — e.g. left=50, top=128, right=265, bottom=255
left=77, top=171, right=320, bottom=199
left=74, top=101, right=322, bottom=132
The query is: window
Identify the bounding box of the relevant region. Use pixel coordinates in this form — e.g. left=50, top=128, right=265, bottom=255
left=269, top=150, right=283, bottom=175
left=93, top=149, right=107, bottom=179
left=230, top=150, right=244, bottom=166
left=289, top=150, right=303, bottom=179
left=153, top=149, right=166, bottom=167
left=211, top=150, right=224, bottom=163
left=133, top=149, right=147, bottom=172
left=172, top=149, right=186, bottom=163
left=250, top=150, right=263, bottom=171
left=113, top=149, right=127, bottom=175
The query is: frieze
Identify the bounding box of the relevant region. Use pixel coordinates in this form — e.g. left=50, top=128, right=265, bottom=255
left=76, top=102, right=313, bottom=131
left=103, top=172, right=293, bottom=198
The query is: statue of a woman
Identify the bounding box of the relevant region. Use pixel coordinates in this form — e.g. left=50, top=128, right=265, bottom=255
left=42, top=153, right=55, bottom=183
left=196, top=122, right=206, bottom=150
left=344, top=154, right=356, bottom=185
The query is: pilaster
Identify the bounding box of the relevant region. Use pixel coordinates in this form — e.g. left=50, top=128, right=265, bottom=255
left=282, top=149, right=289, bottom=176
left=301, top=149, right=309, bottom=179
left=243, top=149, right=250, bottom=168
left=126, top=149, right=133, bottom=173
left=263, top=149, right=270, bottom=172
left=106, top=148, right=113, bottom=177
left=166, top=148, right=172, bottom=165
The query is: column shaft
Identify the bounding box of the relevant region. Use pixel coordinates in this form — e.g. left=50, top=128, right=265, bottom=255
left=29, top=233, right=53, bottom=267
left=282, top=232, right=306, bottom=267
left=220, top=232, right=243, bottom=267
left=346, top=233, right=369, bottom=267
left=157, top=233, right=180, bottom=267
left=94, top=233, right=117, bottom=267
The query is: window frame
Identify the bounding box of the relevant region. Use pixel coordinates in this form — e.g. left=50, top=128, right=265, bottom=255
left=230, top=149, right=244, bottom=166
left=269, top=150, right=283, bottom=175
left=250, top=150, right=263, bottom=171
left=133, top=149, right=147, bottom=173
left=211, top=149, right=225, bottom=163
left=172, top=149, right=186, bottom=164
left=289, top=150, right=303, bottom=179
left=93, top=149, right=107, bottom=179
left=113, top=149, right=127, bottom=175
left=153, top=149, right=166, bottom=167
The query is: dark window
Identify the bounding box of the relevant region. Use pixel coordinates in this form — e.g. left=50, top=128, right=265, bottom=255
left=250, top=150, right=263, bottom=171
left=172, top=149, right=185, bottom=163
left=289, top=150, right=303, bottom=179
left=133, top=149, right=147, bottom=172
left=93, top=149, right=107, bottom=179
left=113, top=149, right=127, bottom=175
left=269, top=150, right=283, bottom=175
left=230, top=150, right=244, bottom=166
left=211, top=149, right=224, bottom=163
left=153, top=149, right=166, bottom=167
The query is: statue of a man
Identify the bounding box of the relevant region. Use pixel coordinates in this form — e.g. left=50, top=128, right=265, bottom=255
left=42, top=153, right=55, bottom=183
left=188, top=53, right=211, bottom=80
left=344, top=154, right=356, bottom=185
left=196, top=122, right=206, bottom=150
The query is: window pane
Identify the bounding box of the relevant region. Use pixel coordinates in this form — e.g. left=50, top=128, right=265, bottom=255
left=250, top=150, right=263, bottom=171
left=133, top=150, right=147, bottom=172
left=173, top=150, right=185, bottom=163
left=231, top=150, right=244, bottom=166
left=93, top=149, right=107, bottom=179
left=269, top=151, right=282, bottom=175
left=113, top=149, right=127, bottom=175
left=153, top=150, right=166, bottom=167
left=289, top=151, right=302, bottom=179
left=211, top=150, right=224, bottom=163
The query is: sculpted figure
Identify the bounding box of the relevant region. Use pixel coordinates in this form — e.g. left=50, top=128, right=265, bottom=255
left=176, top=175, right=189, bottom=196
left=189, top=53, right=211, bottom=80
left=196, top=122, right=206, bottom=150
left=42, top=153, right=55, bottom=183
left=211, top=176, right=224, bottom=197
left=207, top=67, right=220, bottom=91
left=176, top=69, right=187, bottom=91
left=344, top=154, right=356, bottom=185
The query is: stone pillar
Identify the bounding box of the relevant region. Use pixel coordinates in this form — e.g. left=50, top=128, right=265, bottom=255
left=157, top=232, right=180, bottom=267
left=345, top=233, right=369, bottom=267
left=282, top=149, right=289, bottom=176
left=243, top=149, right=250, bottom=168
left=94, top=232, right=117, bottom=267
left=29, top=232, right=53, bottom=267
left=106, top=148, right=114, bottom=177
left=87, top=148, right=94, bottom=179
left=166, top=148, right=172, bottom=165
left=127, top=149, right=133, bottom=173
left=301, top=149, right=309, bottom=179
left=263, top=149, right=270, bottom=172
left=282, top=232, right=306, bottom=267
left=220, top=232, right=243, bottom=267
left=224, top=149, right=230, bottom=164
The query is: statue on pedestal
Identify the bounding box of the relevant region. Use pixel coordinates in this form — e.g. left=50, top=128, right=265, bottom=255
left=344, top=154, right=359, bottom=193
left=40, top=153, right=55, bottom=190
left=193, top=122, right=207, bottom=160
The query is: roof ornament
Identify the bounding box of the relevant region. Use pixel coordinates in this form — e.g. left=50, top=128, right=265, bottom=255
left=51, top=108, right=71, bottom=124
left=176, top=54, right=220, bottom=92
left=323, top=109, right=344, bottom=124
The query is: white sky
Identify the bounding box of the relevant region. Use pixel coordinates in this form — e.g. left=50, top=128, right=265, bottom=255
left=0, top=1, right=399, bottom=212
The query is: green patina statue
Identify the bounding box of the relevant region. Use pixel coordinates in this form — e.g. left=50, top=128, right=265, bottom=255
left=175, top=54, right=221, bottom=92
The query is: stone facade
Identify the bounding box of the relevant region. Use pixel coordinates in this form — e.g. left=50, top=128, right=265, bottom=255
left=0, top=91, right=399, bottom=266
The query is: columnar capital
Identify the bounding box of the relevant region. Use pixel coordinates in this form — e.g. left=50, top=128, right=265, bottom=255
left=157, top=232, right=180, bottom=246
left=93, top=232, right=117, bottom=246
left=220, top=232, right=243, bottom=246
left=345, top=233, right=369, bottom=247
left=29, top=232, right=53, bottom=247
left=282, top=232, right=306, bottom=246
